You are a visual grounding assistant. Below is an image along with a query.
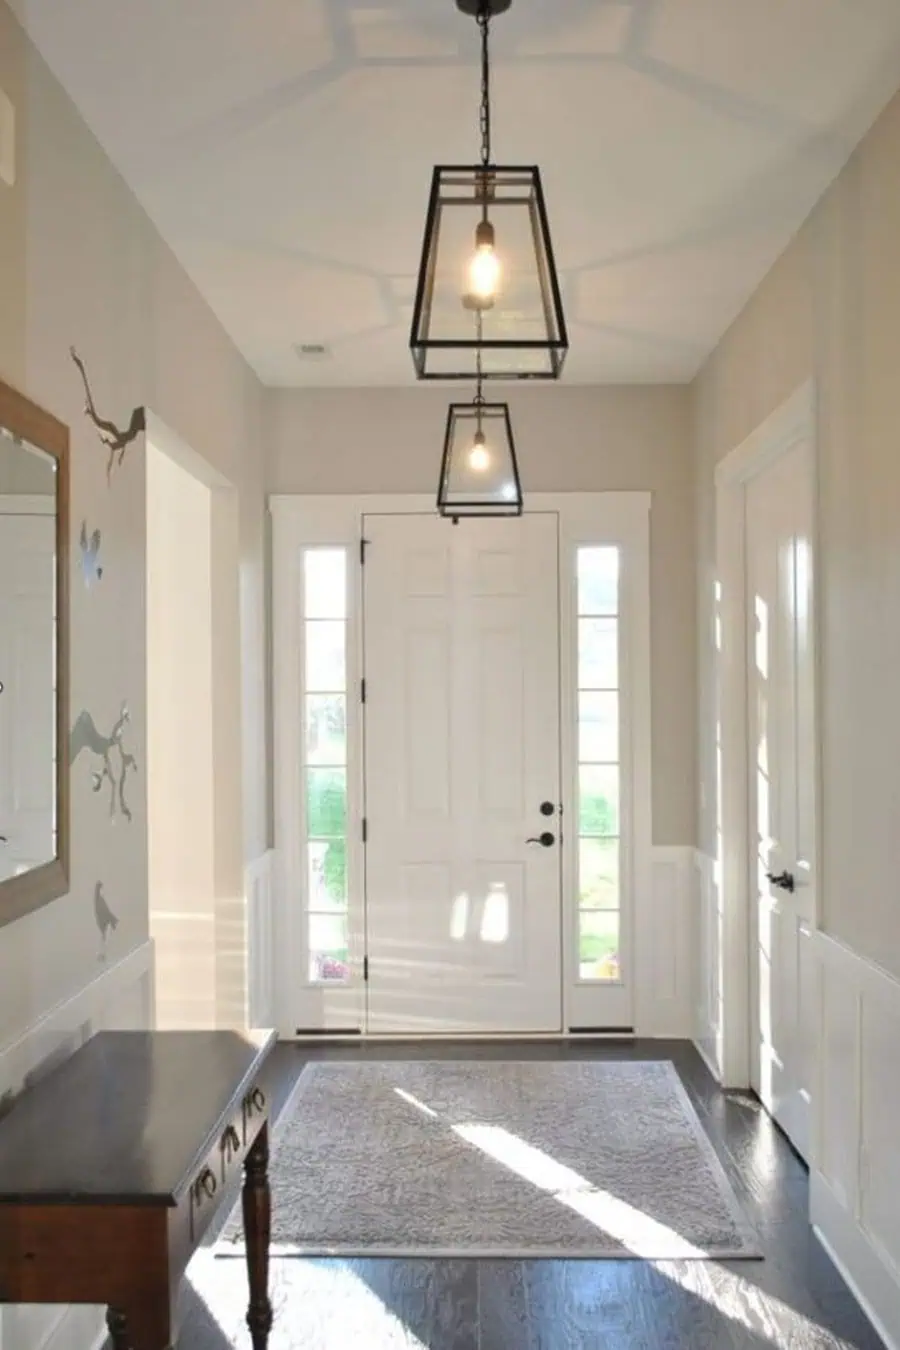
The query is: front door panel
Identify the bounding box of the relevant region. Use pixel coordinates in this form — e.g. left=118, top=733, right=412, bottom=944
left=363, top=513, right=562, bottom=1034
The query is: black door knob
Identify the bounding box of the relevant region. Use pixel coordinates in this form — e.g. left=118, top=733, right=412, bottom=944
left=766, top=870, right=795, bottom=893
left=540, top=801, right=556, bottom=816
left=526, top=831, right=555, bottom=848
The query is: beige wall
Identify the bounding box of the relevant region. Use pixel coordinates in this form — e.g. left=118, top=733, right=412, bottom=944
left=268, top=383, right=697, bottom=846
left=0, top=1, right=25, bottom=385
left=695, top=83, right=900, bottom=979
left=0, top=0, right=266, bottom=1072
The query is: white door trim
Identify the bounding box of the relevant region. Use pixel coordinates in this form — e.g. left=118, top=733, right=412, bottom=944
left=270, top=491, right=652, bottom=1039
left=714, top=379, right=820, bottom=1089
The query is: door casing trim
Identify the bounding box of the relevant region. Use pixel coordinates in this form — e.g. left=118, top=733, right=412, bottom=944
left=270, top=492, right=652, bottom=1038
left=713, top=380, right=821, bottom=1092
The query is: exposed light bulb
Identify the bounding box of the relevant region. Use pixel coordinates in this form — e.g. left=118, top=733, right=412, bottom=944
left=469, top=432, right=490, bottom=472
left=463, top=219, right=500, bottom=309
left=468, top=244, right=500, bottom=302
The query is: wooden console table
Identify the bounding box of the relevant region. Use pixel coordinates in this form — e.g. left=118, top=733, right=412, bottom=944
left=0, top=1028, right=277, bottom=1350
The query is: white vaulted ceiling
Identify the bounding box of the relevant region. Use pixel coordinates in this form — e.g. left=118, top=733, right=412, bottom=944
left=17, top=0, right=900, bottom=385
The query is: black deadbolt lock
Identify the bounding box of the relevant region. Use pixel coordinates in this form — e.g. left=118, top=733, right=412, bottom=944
left=540, top=800, right=555, bottom=816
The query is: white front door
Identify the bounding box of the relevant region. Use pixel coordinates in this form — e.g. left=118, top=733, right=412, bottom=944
left=746, top=437, right=817, bottom=1159
left=363, top=512, right=562, bottom=1034
left=0, top=510, right=57, bottom=881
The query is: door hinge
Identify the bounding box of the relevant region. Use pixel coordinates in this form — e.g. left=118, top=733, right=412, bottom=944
left=360, top=538, right=367, bottom=565
left=362, top=817, right=368, bottom=843
left=363, top=956, right=369, bottom=982
left=360, top=677, right=367, bottom=704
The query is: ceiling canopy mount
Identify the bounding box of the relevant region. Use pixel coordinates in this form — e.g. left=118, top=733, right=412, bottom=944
left=455, top=0, right=512, bottom=17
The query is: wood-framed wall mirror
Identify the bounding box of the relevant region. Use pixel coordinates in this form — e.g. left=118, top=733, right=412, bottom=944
left=0, top=377, right=70, bottom=928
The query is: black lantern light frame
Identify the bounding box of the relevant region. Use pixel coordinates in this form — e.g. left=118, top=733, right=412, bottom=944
left=436, top=346, right=523, bottom=519
left=410, top=0, right=568, bottom=382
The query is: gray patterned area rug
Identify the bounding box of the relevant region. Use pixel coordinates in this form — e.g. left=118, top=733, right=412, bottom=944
left=217, top=1060, right=760, bottom=1260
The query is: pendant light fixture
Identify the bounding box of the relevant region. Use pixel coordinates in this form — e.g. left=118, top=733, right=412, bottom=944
left=437, top=339, right=523, bottom=518
left=410, top=0, right=568, bottom=382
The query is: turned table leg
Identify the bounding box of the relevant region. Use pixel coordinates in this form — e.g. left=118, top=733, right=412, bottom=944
left=106, top=1307, right=130, bottom=1350
left=106, top=1298, right=173, bottom=1350
left=243, top=1119, right=273, bottom=1350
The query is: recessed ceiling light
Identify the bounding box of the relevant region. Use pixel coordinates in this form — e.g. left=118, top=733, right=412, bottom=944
left=294, top=342, right=332, bottom=360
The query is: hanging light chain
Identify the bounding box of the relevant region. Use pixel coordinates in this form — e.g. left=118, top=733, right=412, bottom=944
left=478, top=1, right=492, bottom=167
left=475, top=312, right=485, bottom=405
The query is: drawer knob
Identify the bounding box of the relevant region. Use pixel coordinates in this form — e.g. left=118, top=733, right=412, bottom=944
left=193, top=1166, right=217, bottom=1205
left=243, top=1085, right=266, bottom=1119
left=220, top=1123, right=241, bottom=1163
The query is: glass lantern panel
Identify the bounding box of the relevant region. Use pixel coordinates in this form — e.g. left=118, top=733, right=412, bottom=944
left=412, top=167, right=566, bottom=381
left=438, top=403, right=521, bottom=516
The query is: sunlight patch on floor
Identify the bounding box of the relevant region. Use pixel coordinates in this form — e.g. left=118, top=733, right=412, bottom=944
left=650, top=1259, right=859, bottom=1349
left=187, top=1251, right=430, bottom=1349
left=452, top=1123, right=851, bottom=1345
left=454, top=1121, right=708, bottom=1259
left=393, top=1086, right=438, bottom=1118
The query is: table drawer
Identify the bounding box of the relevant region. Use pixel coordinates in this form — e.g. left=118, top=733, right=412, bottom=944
left=185, top=1067, right=272, bottom=1249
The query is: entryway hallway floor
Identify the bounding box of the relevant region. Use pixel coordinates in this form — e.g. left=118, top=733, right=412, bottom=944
left=177, top=1041, right=883, bottom=1349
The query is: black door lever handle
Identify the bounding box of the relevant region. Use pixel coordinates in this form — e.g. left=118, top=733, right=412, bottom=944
left=766, top=870, right=795, bottom=893
left=526, top=832, right=555, bottom=848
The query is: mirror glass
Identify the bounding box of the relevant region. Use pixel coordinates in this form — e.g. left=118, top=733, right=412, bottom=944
left=0, top=425, right=58, bottom=883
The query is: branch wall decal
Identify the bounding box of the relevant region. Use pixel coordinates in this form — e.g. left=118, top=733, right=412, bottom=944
left=70, top=702, right=138, bottom=823
left=70, top=346, right=145, bottom=482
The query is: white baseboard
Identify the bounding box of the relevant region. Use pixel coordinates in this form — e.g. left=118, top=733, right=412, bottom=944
left=812, top=1171, right=900, bottom=1350
left=246, top=849, right=275, bottom=1031
left=693, top=1033, right=722, bottom=1084
left=0, top=939, right=155, bottom=1350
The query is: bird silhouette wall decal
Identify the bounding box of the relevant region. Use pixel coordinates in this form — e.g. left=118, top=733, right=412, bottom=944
left=78, top=520, right=103, bottom=587
left=93, top=881, right=119, bottom=961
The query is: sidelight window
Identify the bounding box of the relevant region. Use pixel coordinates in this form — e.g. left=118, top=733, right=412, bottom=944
left=576, top=546, right=621, bottom=982
left=302, top=548, right=350, bottom=983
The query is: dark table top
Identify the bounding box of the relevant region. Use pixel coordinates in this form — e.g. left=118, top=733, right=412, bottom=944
left=0, top=1029, right=276, bottom=1206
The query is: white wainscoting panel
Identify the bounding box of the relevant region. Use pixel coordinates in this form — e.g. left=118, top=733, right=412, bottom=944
left=0, top=940, right=155, bottom=1350
left=246, top=850, right=275, bottom=1031
left=694, top=849, right=723, bottom=1079
left=812, top=933, right=900, bottom=1350
left=818, top=954, right=859, bottom=1213
left=638, top=847, right=695, bottom=1038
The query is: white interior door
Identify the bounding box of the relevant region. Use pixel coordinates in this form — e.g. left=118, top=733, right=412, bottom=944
left=746, top=438, right=817, bottom=1159
left=363, top=512, right=562, bottom=1034
left=0, top=510, right=57, bottom=880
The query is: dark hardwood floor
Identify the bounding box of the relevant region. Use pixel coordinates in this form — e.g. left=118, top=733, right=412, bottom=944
left=172, top=1040, right=883, bottom=1348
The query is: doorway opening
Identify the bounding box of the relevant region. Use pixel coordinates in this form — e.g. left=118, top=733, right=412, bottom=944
left=145, top=423, right=243, bottom=1029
